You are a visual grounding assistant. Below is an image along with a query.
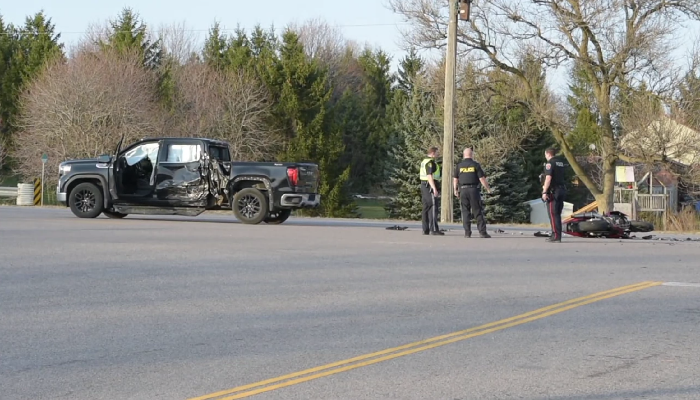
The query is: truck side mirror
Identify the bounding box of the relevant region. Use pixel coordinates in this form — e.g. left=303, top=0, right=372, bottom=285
left=97, top=154, right=111, bottom=163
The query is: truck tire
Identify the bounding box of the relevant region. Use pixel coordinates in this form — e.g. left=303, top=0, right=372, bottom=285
left=232, top=187, right=268, bottom=224
left=68, top=182, right=104, bottom=218
left=103, top=210, right=127, bottom=219
left=264, top=209, right=291, bottom=224
left=576, top=219, right=612, bottom=233
left=629, top=220, right=654, bottom=232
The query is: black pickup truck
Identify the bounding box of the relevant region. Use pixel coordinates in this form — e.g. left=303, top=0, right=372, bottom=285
left=55, top=137, right=320, bottom=224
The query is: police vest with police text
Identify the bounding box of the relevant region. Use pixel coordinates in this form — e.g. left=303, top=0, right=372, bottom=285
left=420, top=158, right=441, bottom=181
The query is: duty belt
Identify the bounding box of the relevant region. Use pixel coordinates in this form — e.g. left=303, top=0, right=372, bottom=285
left=461, top=184, right=479, bottom=188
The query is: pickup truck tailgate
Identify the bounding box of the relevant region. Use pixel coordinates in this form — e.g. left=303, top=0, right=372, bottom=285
left=296, top=164, right=320, bottom=193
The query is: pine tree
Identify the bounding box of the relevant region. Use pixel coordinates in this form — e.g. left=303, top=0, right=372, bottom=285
left=385, top=82, right=441, bottom=220
left=349, top=48, right=394, bottom=193
left=0, top=12, right=64, bottom=151
left=566, top=60, right=601, bottom=155
left=395, top=47, right=424, bottom=93
left=100, top=8, right=162, bottom=69
left=276, top=29, right=354, bottom=217
left=226, top=27, right=253, bottom=70
left=384, top=51, right=435, bottom=220
left=481, top=156, right=531, bottom=223
left=0, top=16, right=20, bottom=145
left=202, top=22, right=228, bottom=70
left=333, top=87, right=366, bottom=192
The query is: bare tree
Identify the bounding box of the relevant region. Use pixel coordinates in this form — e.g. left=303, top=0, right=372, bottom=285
left=13, top=48, right=165, bottom=180
left=419, top=56, right=542, bottom=165
left=619, top=87, right=700, bottom=196
left=168, top=63, right=281, bottom=161
left=68, top=21, right=110, bottom=56
left=157, top=21, right=201, bottom=64
left=388, top=0, right=700, bottom=212
left=287, top=18, right=366, bottom=101
left=621, top=100, right=700, bottom=166
left=288, top=18, right=347, bottom=66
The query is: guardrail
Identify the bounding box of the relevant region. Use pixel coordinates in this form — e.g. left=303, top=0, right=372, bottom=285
left=0, top=186, right=18, bottom=198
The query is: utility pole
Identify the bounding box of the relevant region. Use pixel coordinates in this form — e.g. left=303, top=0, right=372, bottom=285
left=441, top=0, right=471, bottom=224
left=440, top=0, right=459, bottom=223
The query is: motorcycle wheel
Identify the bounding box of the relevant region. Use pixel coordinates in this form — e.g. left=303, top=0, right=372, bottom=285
left=629, top=220, right=654, bottom=232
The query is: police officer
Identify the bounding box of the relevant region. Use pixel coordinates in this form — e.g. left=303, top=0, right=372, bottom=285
left=420, top=146, right=443, bottom=235
left=541, top=147, right=567, bottom=242
left=452, top=147, right=491, bottom=238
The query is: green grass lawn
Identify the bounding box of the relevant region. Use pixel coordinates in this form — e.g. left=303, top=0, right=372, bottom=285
left=354, top=198, right=390, bottom=219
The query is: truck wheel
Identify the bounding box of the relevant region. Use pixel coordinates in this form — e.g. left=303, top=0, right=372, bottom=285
left=576, top=219, right=612, bottom=233
left=68, top=182, right=104, bottom=218
left=629, top=220, right=654, bottom=232
left=232, top=188, right=268, bottom=224
left=264, top=209, right=291, bottom=224
left=103, top=210, right=127, bottom=219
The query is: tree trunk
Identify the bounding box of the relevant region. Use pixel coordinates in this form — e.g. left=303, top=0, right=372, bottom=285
left=596, top=157, right=616, bottom=214
left=598, top=106, right=617, bottom=214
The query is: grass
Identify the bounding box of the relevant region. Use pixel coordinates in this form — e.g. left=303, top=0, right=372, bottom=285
left=638, top=208, right=700, bottom=233
left=354, top=198, right=390, bottom=219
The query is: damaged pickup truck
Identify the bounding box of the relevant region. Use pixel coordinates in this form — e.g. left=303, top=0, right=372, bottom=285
left=55, top=137, right=320, bottom=224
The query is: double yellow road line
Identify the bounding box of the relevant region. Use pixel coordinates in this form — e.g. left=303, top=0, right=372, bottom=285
left=189, top=280, right=662, bottom=400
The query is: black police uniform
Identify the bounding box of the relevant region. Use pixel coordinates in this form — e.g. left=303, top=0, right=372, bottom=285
left=543, top=155, right=567, bottom=241
left=420, top=158, right=442, bottom=235
left=454, top=158, right=488, bottom=237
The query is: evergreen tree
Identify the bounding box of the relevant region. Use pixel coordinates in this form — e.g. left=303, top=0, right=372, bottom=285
left=0, top=11, right=63, bottom=151
left=343, top=48, right=394, bottom=193
left=202, top=22, right=228, bottom=70
left=226, top=27, right=253, bottom=70
left=100, top=8, right=162, bottom=69
left=276, top=29, right=354, bottom=217
left=333, top=87, right=366, bottom=192
left=385, top=80, right=440, bottom=220
left=481, top=156, right=531, bottom=223
left=395, top=47, right=424, bottom=93
left=0, top=16, right=20, bottom=145
left=566, top=60, right=601, bottom=155
left=16, top=12, right=64, bottom=79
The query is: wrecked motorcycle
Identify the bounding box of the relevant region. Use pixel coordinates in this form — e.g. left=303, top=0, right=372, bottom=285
left=536, top=211, right=654, bottom=239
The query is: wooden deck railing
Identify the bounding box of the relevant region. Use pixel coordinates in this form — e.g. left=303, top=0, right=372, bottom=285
left=636, top=194, right=667, bottom=211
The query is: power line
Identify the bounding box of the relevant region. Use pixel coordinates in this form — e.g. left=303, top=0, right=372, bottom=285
left=0, top=22, right=412, bottom=36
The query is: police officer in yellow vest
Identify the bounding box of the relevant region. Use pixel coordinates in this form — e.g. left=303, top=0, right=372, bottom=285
left=420, top=146, right=443, bottom=235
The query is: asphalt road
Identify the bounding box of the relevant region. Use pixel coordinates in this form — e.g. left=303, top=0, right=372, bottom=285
left=1, top=206, right=699, bottom=400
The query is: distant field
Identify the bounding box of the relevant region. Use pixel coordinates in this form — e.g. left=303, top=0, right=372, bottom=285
left=354, top=198, right=391, bottom=219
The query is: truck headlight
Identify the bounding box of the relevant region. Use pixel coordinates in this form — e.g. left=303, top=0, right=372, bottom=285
left=59, top=164, right=71, bottom=173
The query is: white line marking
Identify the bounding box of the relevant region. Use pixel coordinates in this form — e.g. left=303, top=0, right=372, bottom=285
left=662, top=282, right=700, bottom=287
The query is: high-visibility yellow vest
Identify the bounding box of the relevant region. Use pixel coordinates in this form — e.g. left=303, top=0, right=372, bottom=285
left=420, top=158, right=441, bottom=181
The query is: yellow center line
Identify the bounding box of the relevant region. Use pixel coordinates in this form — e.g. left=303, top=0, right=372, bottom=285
left=189, top=281, right=662, bottom=400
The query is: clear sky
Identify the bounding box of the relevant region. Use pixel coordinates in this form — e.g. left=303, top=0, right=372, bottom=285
left=2, top=1, right=699, bottom=94
left=0, top=0, right=410, bottom=65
